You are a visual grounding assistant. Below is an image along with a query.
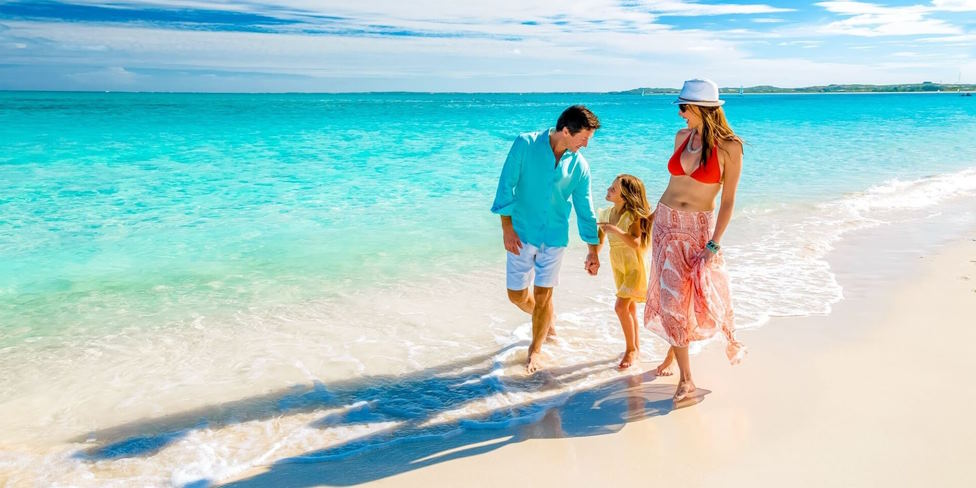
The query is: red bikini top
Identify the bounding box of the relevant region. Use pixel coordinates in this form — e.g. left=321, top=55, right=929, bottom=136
left=667, top=132, right=721, bottom=184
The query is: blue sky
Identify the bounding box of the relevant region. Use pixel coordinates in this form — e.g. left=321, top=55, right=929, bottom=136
left=1, top=0, right=975, bottom=92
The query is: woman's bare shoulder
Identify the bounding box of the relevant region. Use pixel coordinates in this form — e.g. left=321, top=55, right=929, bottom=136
left=718, top=137, right=743, bottom=155
left=674, top=128, right=691, bottom=145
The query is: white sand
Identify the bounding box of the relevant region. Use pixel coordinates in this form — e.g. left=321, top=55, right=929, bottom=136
left=220, top=232, right=976, bottom=487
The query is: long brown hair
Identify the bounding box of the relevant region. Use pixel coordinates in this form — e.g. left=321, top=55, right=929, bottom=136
left=693, top=105, right=743, bottom=170
left=615, top=174, right=652, bottom=248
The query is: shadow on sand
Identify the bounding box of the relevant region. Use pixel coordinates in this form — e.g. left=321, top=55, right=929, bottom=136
left=213, top=371, right=708, bottom=487
left=73, top=344, right=604, bottom=461
left=69, top=346, right=707, bottom=487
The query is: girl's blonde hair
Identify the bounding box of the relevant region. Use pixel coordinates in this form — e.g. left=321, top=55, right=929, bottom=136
left=615, top=174, right=652, bottom=248
left=692, top=105, right=743, bottom=171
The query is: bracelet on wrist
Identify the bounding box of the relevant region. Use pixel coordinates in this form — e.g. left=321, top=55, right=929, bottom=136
left=706, top=240, right=721, bottom=254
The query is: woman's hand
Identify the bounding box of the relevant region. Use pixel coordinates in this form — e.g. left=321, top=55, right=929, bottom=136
left=696, top=248, right=715, bottom=265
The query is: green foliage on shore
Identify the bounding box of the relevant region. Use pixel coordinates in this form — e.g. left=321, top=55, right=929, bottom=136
left=616, top=82, right=976, bottom=94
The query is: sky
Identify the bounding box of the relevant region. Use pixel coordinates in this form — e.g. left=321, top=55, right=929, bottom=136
left=1, top=0, right=975, bottom=92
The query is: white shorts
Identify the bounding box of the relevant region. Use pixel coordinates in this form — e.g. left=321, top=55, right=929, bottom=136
left=506, top=243, right=566, bottom=290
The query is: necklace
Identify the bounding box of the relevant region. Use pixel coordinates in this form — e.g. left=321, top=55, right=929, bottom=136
left=686, top=130, right=702, bottom=154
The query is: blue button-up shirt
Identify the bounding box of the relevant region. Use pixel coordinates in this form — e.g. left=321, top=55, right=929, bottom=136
left=490, top=128, right=599, bottom=247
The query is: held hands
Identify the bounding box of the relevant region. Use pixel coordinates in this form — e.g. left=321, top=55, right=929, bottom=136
left=584, top=252, right=600, bottom=276
left=597, top=222, right=624, bottom=236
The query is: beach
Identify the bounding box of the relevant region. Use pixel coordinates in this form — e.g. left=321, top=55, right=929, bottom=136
left=221, top=218, right=976, bottom=487
left=1, top=92, right=975, bottom=486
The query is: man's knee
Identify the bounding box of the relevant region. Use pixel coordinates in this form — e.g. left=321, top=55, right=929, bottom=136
left=533, top=286, right=553, bottom=306
left=507, top=288, right=530, bottom=306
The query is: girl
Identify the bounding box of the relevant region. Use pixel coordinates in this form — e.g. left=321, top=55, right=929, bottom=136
left=598, top=174, right=656, bottom=370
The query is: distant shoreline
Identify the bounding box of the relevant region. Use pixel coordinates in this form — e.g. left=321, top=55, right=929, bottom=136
left=618, top=82, right=976, bottom=95
left=1, top=82, right=975, bottom=95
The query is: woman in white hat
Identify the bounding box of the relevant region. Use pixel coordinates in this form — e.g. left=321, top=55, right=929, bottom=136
left=643, top=78, right=746, bottom=402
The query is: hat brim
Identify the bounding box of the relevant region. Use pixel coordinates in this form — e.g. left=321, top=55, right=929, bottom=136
left=672, top=97, right=725, bottom=107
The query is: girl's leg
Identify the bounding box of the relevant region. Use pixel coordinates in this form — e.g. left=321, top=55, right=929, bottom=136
left=628, top=301, right=640, bottom=352
left=673, top=346, right=696, bottom=401
left=614, top=297, right=638, bottom=369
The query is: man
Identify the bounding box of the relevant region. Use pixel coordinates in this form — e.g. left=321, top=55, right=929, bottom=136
left=490, top=105, right=602, bottom=373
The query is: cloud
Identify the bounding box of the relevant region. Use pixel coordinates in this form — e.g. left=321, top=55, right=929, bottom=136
left=930, top=0, right=976, bottom=11
left=636, top=1, right=793, bottom=16
left=0, top=1, right=973, bottom=91
left=815, top=1, right=967, bottom=37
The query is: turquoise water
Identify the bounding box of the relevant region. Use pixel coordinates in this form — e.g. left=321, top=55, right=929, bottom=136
left=3, top=92, right=975, bottom=346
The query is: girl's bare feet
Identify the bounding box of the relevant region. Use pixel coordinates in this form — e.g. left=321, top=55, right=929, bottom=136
left=618, top=350, right=638, bottom=370
left=673, top=380, right=696, bottom=402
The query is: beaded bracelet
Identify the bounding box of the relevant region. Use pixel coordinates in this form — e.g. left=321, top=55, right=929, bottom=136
left=706, top=240, right=721, bottom=254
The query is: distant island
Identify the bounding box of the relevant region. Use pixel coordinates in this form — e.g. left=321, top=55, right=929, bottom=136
left=617, top=82, right=976, bottom=94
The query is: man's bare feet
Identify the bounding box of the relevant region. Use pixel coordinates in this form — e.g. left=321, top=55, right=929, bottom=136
left=526, top=351, right=542, bottom=374
left=618, top=350, right=638, bottom=370
left=545, top=325, right=557, bottom=342
left=673, top=380, right=696, bottom=402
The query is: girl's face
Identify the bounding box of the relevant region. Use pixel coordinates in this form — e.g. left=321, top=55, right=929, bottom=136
left=605, top=179, right=623, bottom=204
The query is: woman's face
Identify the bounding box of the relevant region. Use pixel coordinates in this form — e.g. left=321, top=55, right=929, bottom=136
left=605, top=179, right=622, bottom=203
left=679, top=104, right=701, bottom=127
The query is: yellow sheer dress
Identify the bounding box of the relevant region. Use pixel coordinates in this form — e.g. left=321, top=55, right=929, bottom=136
left=599, top=207, right=649, bottom=302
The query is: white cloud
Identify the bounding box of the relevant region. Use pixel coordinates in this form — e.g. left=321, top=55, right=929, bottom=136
left=1, top=1, right=973, bottom=91
left=930, top=0, right=976, bottom=11
left=815, top=1, right=969, bottom=36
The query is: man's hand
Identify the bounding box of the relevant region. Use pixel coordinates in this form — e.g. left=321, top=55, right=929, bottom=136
left=584, top=252, right=600, bottom=276
left=501, top=216, right=523, bottom=255
left=503, top=227, right=523, bottom=255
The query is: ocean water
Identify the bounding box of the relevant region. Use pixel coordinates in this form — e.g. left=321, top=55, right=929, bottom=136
left=1, top=91, right=975, bottom=485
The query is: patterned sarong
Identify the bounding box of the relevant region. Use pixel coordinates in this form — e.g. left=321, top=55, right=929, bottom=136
left=643, top=202, right=745, bottom=364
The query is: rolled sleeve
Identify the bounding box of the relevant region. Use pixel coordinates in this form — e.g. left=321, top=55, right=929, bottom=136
left=572, top=165, right=599, bottom=245
left=490, top=136, right=524, bottom=216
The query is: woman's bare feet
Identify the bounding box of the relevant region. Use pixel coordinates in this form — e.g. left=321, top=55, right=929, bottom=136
left=618, top=349, right=638, bottom=370
left=655, top=347, right=675, bottom=376
left=673, top=380, right=696, bottom=402
left=655, top=356, right=674, bottom=376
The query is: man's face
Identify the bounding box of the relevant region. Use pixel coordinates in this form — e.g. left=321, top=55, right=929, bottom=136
left=566, top=128, right=595, bottom=152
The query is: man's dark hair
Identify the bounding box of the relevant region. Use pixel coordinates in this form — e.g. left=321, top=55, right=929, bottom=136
left=556, top=105, right=601, bottom=134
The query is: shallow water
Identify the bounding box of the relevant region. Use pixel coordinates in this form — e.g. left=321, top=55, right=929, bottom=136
left=1, top=91, right=975, bottom=485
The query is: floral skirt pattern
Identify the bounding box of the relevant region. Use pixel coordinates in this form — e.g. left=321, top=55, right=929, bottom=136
left=643, top=202, right=745, bottom=364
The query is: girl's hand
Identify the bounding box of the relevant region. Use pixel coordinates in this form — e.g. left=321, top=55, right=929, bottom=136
left=598, top=223, right=623, bottom=235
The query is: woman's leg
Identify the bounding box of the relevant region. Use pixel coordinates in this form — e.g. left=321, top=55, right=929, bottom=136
left=615, top=297, right=638, bottom=368
left=673, top=345, right=696, bottom=401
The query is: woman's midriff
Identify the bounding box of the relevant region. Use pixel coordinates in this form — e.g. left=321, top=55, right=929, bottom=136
left=658, top=176, right=721, bottom=212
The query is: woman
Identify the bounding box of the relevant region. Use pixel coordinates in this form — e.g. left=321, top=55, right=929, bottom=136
left=644, top=78, right=746, bottom=402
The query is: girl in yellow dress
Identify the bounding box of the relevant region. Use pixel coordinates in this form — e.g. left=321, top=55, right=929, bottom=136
left=599, top=174, right=655, bottom=369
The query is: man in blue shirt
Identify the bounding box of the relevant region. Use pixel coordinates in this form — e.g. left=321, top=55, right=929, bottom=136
left=491, top=105, right=602, bottom=373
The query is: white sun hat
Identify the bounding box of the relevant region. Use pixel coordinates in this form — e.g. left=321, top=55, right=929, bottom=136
left=673, top=78, right=725, bottom=107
